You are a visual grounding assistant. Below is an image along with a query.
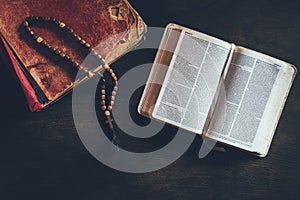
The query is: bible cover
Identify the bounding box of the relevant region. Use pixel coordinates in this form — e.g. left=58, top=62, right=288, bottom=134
left=0, top=0, right=146, bottom=112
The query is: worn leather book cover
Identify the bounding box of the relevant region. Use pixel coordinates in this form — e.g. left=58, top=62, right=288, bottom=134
left=0, top=0, right=146, bottom=111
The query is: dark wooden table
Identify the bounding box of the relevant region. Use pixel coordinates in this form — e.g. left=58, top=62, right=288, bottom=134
left=0, top=0, right=300, bottom=199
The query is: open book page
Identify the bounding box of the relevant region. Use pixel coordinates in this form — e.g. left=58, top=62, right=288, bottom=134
left=152, top=29, right=232, bottom=133
left=138, top=24, right=182, bottom=117
left=207, top=46, right=296, bottom=155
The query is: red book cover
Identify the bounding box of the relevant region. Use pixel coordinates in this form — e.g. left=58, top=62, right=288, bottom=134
left=0, top=0, right=146, bottom=111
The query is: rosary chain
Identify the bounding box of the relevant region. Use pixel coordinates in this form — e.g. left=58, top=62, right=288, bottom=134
left=23, top=16, right=118, bottom=131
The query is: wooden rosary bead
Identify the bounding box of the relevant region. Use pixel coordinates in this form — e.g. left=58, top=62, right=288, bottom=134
left=65, top=55, right=71, bottom=62
left=85, top=43, right=91, bottom=48
left=59, top=22, right=66, bottom=28
left=45, top=43, right=52, bottom=49
left=59, top=52, right=66, bottom=58
left=68, top=28, right=74, bottom=33
left=55, top=49, right=61, bottom=55
left=36, top=37, right=43, bottom=43
left=76, top=35, right=82, bottom=41
left=88, top=71, right=94, bottom=78
left=104, top=64, right=110, bottom=69
left=23, top=21, right=29, bottom=27
left=104, top=111, right=111, bottom=116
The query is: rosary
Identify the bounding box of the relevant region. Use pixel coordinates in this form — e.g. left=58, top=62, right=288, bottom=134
left=23, top=16, right=118, bottom=134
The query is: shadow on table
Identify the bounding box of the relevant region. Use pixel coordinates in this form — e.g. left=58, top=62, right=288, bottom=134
left=0, top=61, right=29, bottom=126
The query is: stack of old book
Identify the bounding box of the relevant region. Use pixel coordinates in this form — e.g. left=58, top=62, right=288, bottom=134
left=0, top=0, right=146, bottom=112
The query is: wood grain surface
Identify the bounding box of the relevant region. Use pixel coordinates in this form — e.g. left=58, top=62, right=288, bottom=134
left=0, top=0, right=299, bottom=199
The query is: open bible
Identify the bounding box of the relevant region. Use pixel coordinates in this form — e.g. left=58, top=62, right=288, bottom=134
left=138, top=23, right=297, bottom=157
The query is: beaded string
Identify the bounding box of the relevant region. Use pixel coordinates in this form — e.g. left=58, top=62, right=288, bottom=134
left=23, top=16, right=118, bottom=133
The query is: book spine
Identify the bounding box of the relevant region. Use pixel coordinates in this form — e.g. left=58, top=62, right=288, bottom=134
left=0, top=33, right=42, bottom=112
